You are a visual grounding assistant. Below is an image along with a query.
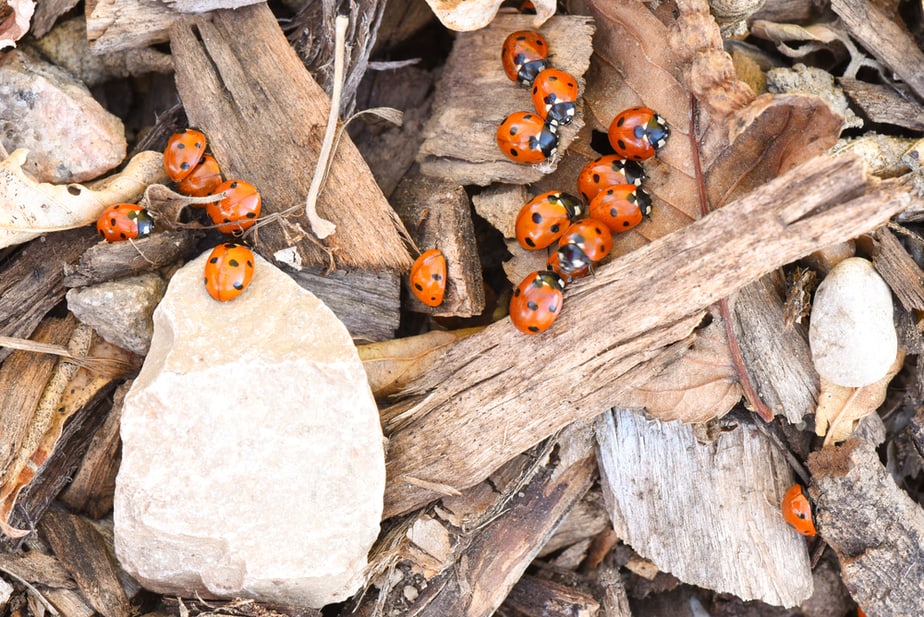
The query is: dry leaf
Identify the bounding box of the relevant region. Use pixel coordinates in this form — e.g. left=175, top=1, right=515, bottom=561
left=359, top=329, right=482, bottom=399
left=424, top=0, right=556, bottom=31
left=614, top=315, right=741, bottom=423
left=0, top=0, right=34, bottom=49
left=0, top=149, right=167, bottom=249
left=815, top=351, right=904, bottom=445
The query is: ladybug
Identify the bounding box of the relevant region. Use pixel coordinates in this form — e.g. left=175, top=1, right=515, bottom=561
left=164, top=128, right=207, bottom=182
left=497, top=111, right=558, bottom=164
left=577, top=155, right=646, bottom=203
left=206, top=179, right=262, bottom=234
left=515, top=191, right=584, bottom=250
left=588, top=184, right=653, bottom=233
left=501, top=30, right=550, bottom=86
left=177, top=153, right=223, bottom=198
left=608, top=106, right=670, bottom=161
left=551, top=218, right=613, bottom=278
left=409, top=249, right=447, bottom=307
left=531, top=68, right=579, bottom=126
left=204, top=242, right=255, bottom=302
left=781, top=484, right=816, bottom=537
left=510, top=270, right=565, bottom=334
left=96, top=203, right=155, bottom=242
left=546, top=250, right=590, bottom=284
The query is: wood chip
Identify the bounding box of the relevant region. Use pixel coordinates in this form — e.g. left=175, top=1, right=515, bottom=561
left=871, top=226, right=924, bottom=311
left=417, top=14, right=595, bottom=186
left=839, top=77, right=924, bottom=132
left=503, top=574, right=600, bottom=617
left=170, top=4, right=412, bottom=271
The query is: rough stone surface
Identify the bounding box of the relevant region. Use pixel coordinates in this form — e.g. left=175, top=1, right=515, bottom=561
left=66, top=273, right=166, bottom=355
left=114, top=250, right=385, bottom=608
left=0, top=48, right=126, bottom=183
left=809, top=257, right=897, bottom=387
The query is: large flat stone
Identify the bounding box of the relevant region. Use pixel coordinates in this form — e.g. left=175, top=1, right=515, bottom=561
left=114, top=249, right=385, bottom=608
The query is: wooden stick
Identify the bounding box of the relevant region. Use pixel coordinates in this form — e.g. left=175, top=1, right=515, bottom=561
left=381, top=154, right=918, bottom=518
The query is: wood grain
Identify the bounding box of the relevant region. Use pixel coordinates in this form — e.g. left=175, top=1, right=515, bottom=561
left=871, top=226, right=924, bottom=311
left=503, top=574, right=600, bottom=617
left=381, top=153, right=918, bottom=518
left=170, top=4, right=412, bottom=271
left=809, top=439, right=924, bottom=616
left=839, top=78, right=924, bottom=131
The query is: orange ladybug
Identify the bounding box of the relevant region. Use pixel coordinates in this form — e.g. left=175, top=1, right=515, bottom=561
left=203, top=243, right=255, bottom=302
left=164, top=129, right=207, bottom=182
left=608, top=106, right=670, bottom=161
left=588, top=184, right=652, bottom=234
left=496, top=111, right=558, bottom=164
left=531, top=68, right=579, bottom=126
left=515, top=191, right=584, bottom=250
left=577, top=155, right=645, bottom=204
left=501, top=30, right=550, bottom=85
left=206, top=179, right=262, bottom=234
left=177, top=153, right=223, bottom=198
left=96, top=203, right=154, bottom=242
left=781, top=484, right=816, bottom=536
left=409, top=249, right=447, bottom=307
left=510, top=270, right=565, bottom=334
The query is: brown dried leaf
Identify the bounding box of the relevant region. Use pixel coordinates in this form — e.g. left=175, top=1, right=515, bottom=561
left=359, top=329, right=482, bottom=399
left=424, top=0, right=556, bottom=31
left=815, top=351, right=904, bottom=445
left=614, top=315, right=741, bottom=423
left=0, top=0, right=34, bottom=49
left=0, top=149, right=167, bottom=249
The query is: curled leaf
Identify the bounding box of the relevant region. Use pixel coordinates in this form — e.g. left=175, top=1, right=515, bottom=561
left=0, top=0, right=34, bottom=49
left=0, top=149, right=167, bottom=249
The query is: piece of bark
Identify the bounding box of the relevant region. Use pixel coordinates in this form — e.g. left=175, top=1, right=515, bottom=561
left=592, top=564, right=633, bottom=617
left=39, top=507, right=131, bottom=617
left=870, top=226, right=924, bottom=311
left=170, top=4, right=412, bottom=272
left=286, top=0, right=386, bottom=117
left=839, top=78, right=924, bottom=131
left=286, top=268, right=400, bottom=342
left=597, top=408, right=812, bottom=607
left=503, top=575, right=600, bottom=617
left=831, top=0, right=924, bottom=102
left=730, top=272, right=819, bottom=424
left=29, top=0, right=79, bottom=38
left=471, top=184, right=527, bottom=240
left=391, top=173, right=485, bottom=317
left=85, top=0, right=178, bottom=54
left=369, top=0, right=435, bottom=55
left=417, top=14, right=595, bottom=186
left=0, top=228, right=100, bottom=364
left=43, top=587, right=96, bottom=617
left=59, top=382, right=127, bottom=519
left=350, top=65, right=436, bottom=198
left=360, top=425, right=596, bottom=617
left=538, top=488, right=610, bottom=558
left=62, top=231, right=202, bottom=288
left=0, top=539, right=75, bottom=589
left=381, top=153, right=915, bottom=518
left=809, top=439, right=924, bottom=616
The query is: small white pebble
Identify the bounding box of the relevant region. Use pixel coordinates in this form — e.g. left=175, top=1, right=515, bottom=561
left=809, top=257, right=897, bottom=387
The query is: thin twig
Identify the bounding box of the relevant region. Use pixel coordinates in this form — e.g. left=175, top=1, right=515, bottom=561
left=304, top=15, right=348, bottom=240
left=0, top=565, right=60, bottom=615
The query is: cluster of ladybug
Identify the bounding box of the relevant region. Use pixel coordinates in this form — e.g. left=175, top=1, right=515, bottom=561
left=95, top=128, right=260, bottom=302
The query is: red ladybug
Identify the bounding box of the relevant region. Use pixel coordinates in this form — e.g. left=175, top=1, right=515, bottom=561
left=501, top=30, right=550, bottom=85
left=206, top=179, right=262, bottom=234
left=515, top=191, right=584, bottom=250
left=577, top=155, right=646, bottom=203
left=510, top=270, right=565, bottom=334
left=497, top=111, right=558, bottom=164
left=608, top=106, right=670, bottom=161
left=531, top=68, right=579, bottom=126
left=96, top=203, right=155, bottom=242
left=204, top=243, right=255, bottom=302
left=546, top=250, right=590, bottom=284
left=551, top=218, right=613, bottom=278
left=409, top=249, right=447, bottom=307
left=588, top=184, right=652, bottom=233
left=177, top=153, right=223, bottom=198
left=781, top=484, right=816, bottom=536
left=164, top=128, right=207, bottom=182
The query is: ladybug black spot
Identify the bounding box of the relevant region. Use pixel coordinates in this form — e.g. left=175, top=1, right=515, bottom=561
left=432, top=273, right=442, bottom=281
left=119, top=232, right=127, bottom=239
left=233, top=282, right=244, bottom=290
left=592, top=173, right=600, bottom=184
left=531, top=212, right=543, bottom=223
left=525, top=237, right=536, bottom=248
left=510, top=148, right=519, bottom=157
left=528, top=325, right=540, bottom=332
left=617, top=140, right=627, bottom=151
left=247, top=260, right=254, bottom=268
left=414, top=283, right=424, bottom=291
left=524, top=114, right=533, bottom=120
left=210, top=257, right=219, bottom=264
left=610, top=207, right=618, bottom=217
left=527, top=300, right=539, bottom=311
left=230, top=181, right=239, bottom=188
left=177, top=143, right=186, bottom=150
left=617, top=117, right=625, bottom=127
left=181, top=162, right=190, bottom=170
left=514, top=288, right=521, bottom=297
left=595, top=226, right=604, bottom=235
left=548, top=303, right=557, bottom=312
left=246, top=212, right=256, bottom=218
left=550, top=223, right=560, bottom=233
left=549, top=75, right=558, bottom=82
left=224, top=243, right=236, bottom=248
left=623, top=221, right=631, bottom=227
left=516, top=35, right=527, bottom=41
left=509, top=125, right=519, bottom=136
left=532, top=86, right=538, bottom=94
left=229, top=259, right=240, bottom=267
left=110, top=218, right=117, bottom=226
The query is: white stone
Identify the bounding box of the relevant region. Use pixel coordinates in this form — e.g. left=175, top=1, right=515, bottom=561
left=809, top=257, right=897, bottom=387
left=114, top=250, right=385, bottom=608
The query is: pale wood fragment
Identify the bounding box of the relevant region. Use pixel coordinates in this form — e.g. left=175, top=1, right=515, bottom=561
left=831, top=0, right=924, bottom=101
left=870, top=226, right=924, bottom=311
left=382, top=153, right=917, bottom=518
left=839, top=78, right=924, bottom=132
left=809, top=439, right=924, bottom=616
left=417, top=15, right=595, bottom=186
left=43, top=587, right=95, bottom=617
left=471, top=184, right=527, bottom=240
left=39, top=507, right=131, bottom=617
left=0, top=540, right=75, bottom=589
left=597, top=408, right=812, bottom=607
left=85, top=0, right=177, bottom=54
left=391, top=173, right=485, bottom=317
left=170, top=4, right=412, bottom=271
left=503, top=575, right=600, bottom=617
left=730, top=273, right=819, bottom=424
